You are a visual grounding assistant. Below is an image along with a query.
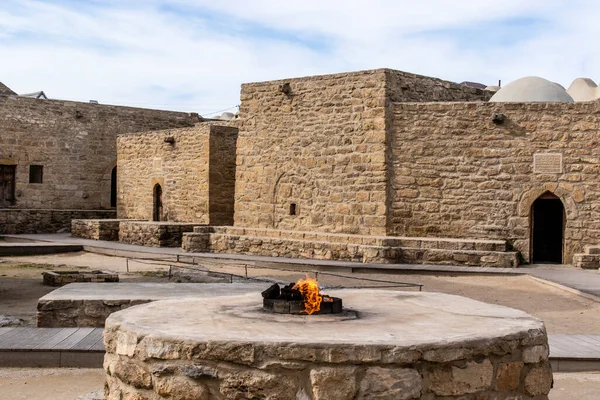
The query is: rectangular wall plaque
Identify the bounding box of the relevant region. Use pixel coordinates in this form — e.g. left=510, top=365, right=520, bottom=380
left=533, top=153, right=563, bottom=174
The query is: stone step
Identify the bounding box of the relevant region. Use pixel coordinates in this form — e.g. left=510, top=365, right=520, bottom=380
left=191, top=226, right=507, bottom=252
left=183, top=232, right=518, bottom=268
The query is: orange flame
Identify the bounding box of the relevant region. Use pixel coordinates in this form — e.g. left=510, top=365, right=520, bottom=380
left=293, top=275, right=322, bottom=315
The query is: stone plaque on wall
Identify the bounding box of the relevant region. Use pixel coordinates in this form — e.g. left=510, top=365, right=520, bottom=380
left=533, top=153, right=563, bottom=174
left=152, top=158, right=163, bottom=172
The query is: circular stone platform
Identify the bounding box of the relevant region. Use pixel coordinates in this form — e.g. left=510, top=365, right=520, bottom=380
left=103, top=289, right=553, bottom=400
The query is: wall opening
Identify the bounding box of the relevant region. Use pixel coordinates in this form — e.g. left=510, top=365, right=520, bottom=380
left=531, top=192, right=565, bottom=264
left=153, top=183, right=163, bottom=222
left=110, top=166, right=117, bottom=208
left=0, top=165, right=16, bottom=207
left=29, top=165, right=43, bottom=184
left=289, top=203, right=297, bottom=216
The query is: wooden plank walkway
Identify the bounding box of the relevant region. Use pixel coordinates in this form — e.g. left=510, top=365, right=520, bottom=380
left=0, top=327, right=104, bottom=368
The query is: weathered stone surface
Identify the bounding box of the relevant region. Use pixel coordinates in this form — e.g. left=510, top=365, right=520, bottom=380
left=153, top=376, right=210, bottom=399
left=103, top=290, right=550, bottom=400
left=310, top=367, right=357, bottom=400
left=428, top=359, right=493, bottom=396
left=358, top=367, right=421, bottom=399
left=523, top=345, right=549, bottom=363
left=219, top=370, right=296, bottom=400
left=37, top=282, right=263, bottom=328
left=119, top=221, right=201, bottom=247
left=113, top=359, right=152, bottom=389
left=0, top=94, right=195, bottom=234
left=524, top=363, right=553, bottom=396
left=117, top=123, right=237, bottom=225
left=495, top=362, right=524, bottom=391
left=234, top=69, right=488, bottom=237
left=182, top=226, right=517, bottom=267
left=391, top=101, right=600, bottom=263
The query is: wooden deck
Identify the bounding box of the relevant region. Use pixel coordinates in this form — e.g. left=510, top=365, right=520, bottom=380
left=0, top=327, right=104, bottom=367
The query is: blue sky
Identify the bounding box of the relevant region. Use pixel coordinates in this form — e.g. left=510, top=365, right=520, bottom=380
left=1, top=0, right=598, bottom=115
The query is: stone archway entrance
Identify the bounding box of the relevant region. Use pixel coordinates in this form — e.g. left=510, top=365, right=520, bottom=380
left=153, top=184, right=163, bottom=222
left=531, top=192, right=565, bottom=263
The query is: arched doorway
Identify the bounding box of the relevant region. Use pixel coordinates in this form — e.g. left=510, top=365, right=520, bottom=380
left=531, top=192, right=565, bottom=263
left=110, top=166, right=117, bottom=208
left=153, top=184, right=163, bottom=222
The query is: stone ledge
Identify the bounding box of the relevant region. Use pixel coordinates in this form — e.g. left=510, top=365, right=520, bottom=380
left=71, top=219, right=140, bottom=241
left=182, top=231, right=518, bottom=267
left=119, top=221, right=204, bottom=247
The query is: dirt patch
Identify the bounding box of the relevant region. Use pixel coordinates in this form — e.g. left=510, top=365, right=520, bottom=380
left=0, top=368, right=105, bottom=400
left=2, top=253, right=600, bottom=334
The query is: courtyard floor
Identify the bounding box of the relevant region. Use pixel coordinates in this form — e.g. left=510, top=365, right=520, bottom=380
left=1, top=251, right=600, bottom=398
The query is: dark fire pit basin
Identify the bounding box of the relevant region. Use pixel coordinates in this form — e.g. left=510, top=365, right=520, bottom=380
left=263, top=297, right=343, bottom=314
left=261, top=282, right=343, bottom=314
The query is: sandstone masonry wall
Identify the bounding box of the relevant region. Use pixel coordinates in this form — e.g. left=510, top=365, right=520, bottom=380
left=389, top=101, right=600, bottom=263
left=208, top=126, right=238, bottom=225
left=235, top=69, right=492, bottom=236
left=236, top=70, right=389, bottom=235
left=0, top=95, right=195, bottom=211
left=0, top=209, right=115, bottom=234
left=117, top=124, right=211, bottom=222
left=117, top=123, right=237, bottom=224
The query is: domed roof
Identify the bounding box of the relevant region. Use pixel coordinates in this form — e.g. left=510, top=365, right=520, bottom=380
left=567, top=78, right=600, bottom=102
left=490, top=76, right=574, bottom=103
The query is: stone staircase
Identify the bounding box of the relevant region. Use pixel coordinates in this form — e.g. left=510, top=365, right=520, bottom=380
left=182, top=227, right=519, bottom=268
left=573, top=246, right=600, bottom=269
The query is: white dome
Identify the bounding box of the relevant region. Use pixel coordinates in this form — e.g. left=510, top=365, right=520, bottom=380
left=567, top=78, right=600, bottom=102
left=490, top=76, right=574, bottom=103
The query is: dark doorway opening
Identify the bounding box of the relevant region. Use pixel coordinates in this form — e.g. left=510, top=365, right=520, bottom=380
left=110, top=166, right=117, bottom=208
left=531, top=192, right=565, bottom=263
left=0, top=165, right=16, bottom=207
left=153, top=184, right=163, bottom=222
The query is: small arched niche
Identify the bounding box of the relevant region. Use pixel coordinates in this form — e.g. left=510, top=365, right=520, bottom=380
left=530, top=191, right=565, bottom=263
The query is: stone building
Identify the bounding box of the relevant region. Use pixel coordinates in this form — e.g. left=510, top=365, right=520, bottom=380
left=0, top=81, right=198, bottom=233
left=80, top=68, right=600, bottom=267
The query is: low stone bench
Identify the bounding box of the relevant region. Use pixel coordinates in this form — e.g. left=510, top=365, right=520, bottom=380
left=118, top=221, right=203, bottom=247
left=71, top=219, right=139, bottom=241
left=36, top=282, right=265, bottom=328
left=42, top=270, right=119, bottom=286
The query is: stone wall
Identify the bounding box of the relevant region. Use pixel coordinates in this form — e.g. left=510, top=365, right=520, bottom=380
left=0, top=95, right=196, bottom=211
left=117, top=123, right=236, bottom=224
left=385, top=69, right=492, bottom=102
left=389, top=101, right=600, bottom=263
left=119, top=221, right=202, bottom=247
left=0, top=209, right=116, bottom=234
left=235, top=69, right=491, bottom=236
left=71, top=219, right=132, bottom=241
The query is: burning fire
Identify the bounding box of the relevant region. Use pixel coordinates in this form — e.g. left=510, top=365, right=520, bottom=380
left=293, top=275, right=322, bottom=315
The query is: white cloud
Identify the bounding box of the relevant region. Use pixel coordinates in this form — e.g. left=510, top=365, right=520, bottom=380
left=0, top=0, right=599, bottom=114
